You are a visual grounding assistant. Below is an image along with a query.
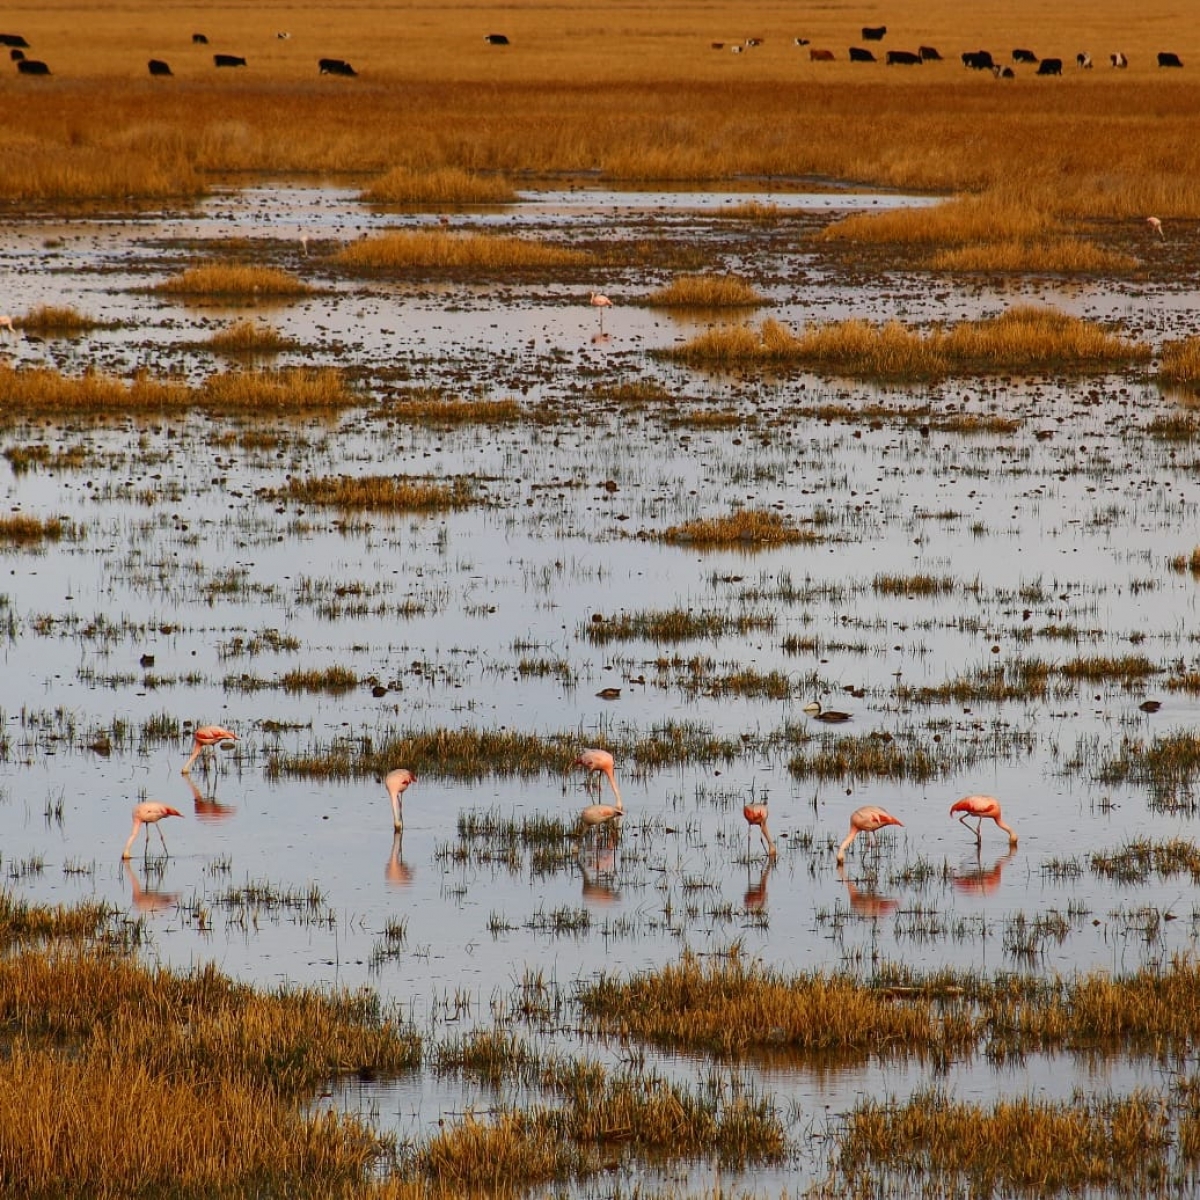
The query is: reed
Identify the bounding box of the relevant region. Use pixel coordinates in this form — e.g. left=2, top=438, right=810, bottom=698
left=278, top=473, right=477, bottom=512
left=661, top=509, right=815, bottom=547
left=585, top=607, right=776, bottom=643
left=156, top=263, right=313, bottom=297
left=205, top=319, right=294, bottom=353
left=200, top=368, right=356, bottom=412
left=821, top=195, right=1057, bottom=246
left=0, top=514, right=81, bottom=545
left=17, top=305, right=105, bottom=334
left=363, top=166, right=517, bottom=205
left=0, top=365, right=188, bottom=418
left=1090, top=838, right=1200, bottom=884
left=281, top=666, right=359, bottom=694
left=387, top=391, right=523, bottom=425
left=335, top=230, right=590, bottom=271
left=1159, top=335, right=1200, bottom=390
left=646, top=274, right=766, bottom=307
left=669, top=308, right=1149, bottom=378
left=928, top=238, right=1138, bottom=273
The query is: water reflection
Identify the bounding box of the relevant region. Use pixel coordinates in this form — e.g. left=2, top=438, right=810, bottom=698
left=838, top=864, right=900, bottom=919
left=743, top=861, right=772, bottom=912
left=184, top=775, right=237, bottom=823
left=578, top=847, right=620, bottom=905
left=952, top=847, right=1018, bottom=897
left=124, top=860, right=180, bottom=914
left=386, top=832, right=414, bottom=887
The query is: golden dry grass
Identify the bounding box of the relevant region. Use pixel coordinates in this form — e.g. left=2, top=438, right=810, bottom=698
left=363, top=166, right=517, bottom=206
left=661, top=509, right=816, bottom=547
left=647, top=274, right=766, bottom=307
left=670, top=307, right=1149, bottom=378
left=157, top=263, right=313, bottom=297
left=0, top=514, right=81, bottom=545
left=17, top=305, right=105, bottom=334
left=1159, top=336, right=1200, bottom=390
left=200, top=367, right=354, bottom=411
left=335, top=230, right=590, bottom=271
left=928, top=238, right=1139, bottom=273
left=278, top=474, right=477, bottom=512
left=205, top=319, right=294, bottom=353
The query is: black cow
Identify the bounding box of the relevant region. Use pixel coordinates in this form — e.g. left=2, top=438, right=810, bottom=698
left=16, top=58, right=50, bottom=75
left=887, top=50, right=921, bottom=65
left=1012, top=48, right=1038, bottom=63
left=192, top=33, right=208, bottom=45
left=962, top=50, right=994, bottom=70
left=861, top=26, right=886, bottom=41
left=484, top=33, right=509, bottom=45
left=998, top=66, right=1015, bottom=78
left=214, top=54, right=246, bottom=67
left=1110, top=52, right=1128, bottom=68
left=1158, top=51, right=1183, bottom=68
left=849, top=46, right=876, bottom=62
left=148, top=59, right=172, bottom=76
left=919, top=45, right=941, bottom=60
left=10, top=48, right=23, bottom=61
left=318, top=57, right=356, bottom=76
left=794, top=37, right=810, bottom=47
left=1036, top=57, right=1063, bottom=75
left=0, top=34, right=29, bottom=48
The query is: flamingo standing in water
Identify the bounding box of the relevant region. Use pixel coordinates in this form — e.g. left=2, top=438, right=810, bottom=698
left=1146, top=216, right=1164, bottom=239
left=949, top=794, right=1018, bottom=847
left=122, top=802, right=182, bottom=859
left=589, top=292, right=613, bottom=331
left=573, top=748, right=622, bottom=806
left=181, top=725, right=238, bottom=775
left=0, top=314, right=16, bottom=341
left=384, top=768, right=418, bottom=831
left=743, top=803, right=777, bottom=859
left=836, top=805, right=903, bottom=864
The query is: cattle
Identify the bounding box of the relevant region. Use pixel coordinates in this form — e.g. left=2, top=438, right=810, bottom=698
left=148, top=58, right=172, bottom=76
left=10, top=48, right=23, bottom=61
left=1077, top=52, right=1092, bottom=68
left=1158, top=51, right=1183, bottom=68
left=1012, top=48, right=1038, bottom=63
left=276, top=32, right=291, bottom=40
left=1036, top=57, right=1063, bottom=75
left=16, top=58, right=50, bottom=75
left=998, top=66, right=1015, bottom=78
left=809, top=48, right=835, bottom=61
left=0, top=34, right=29, bottom=48
left=962, top=50, right=994, bottom=70
left=214, top=53, right=246, bottom=67
left=745, top=38, right=763, bottom=47
left=1110, top=52, right=1128, bottom=68
left=192, top=33, right=208, bottom=45
left=711, top=42, right=724, bottom=50
left=794, top=37, right=810, bottom=47
left=318, top=57, right=356, bottom=76
left=849, top=46, right=876, bottom=63
left=919, top=45, right=941, bottom=60
left=887, top=50, right=921, bottom=65
left=484, top=33, right=509, bottom=45
left=861, top=26, right=886, bottom=41
left=730, top=45, right=743, bottom=53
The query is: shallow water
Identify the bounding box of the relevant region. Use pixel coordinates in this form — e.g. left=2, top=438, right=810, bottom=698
left=2, top=180, right=1199, bottom=1193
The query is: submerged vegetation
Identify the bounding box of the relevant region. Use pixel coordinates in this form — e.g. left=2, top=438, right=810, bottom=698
left=156, top=264, right=313, bottom=298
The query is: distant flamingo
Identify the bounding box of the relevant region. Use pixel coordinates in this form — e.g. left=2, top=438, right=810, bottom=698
left=803, top=700, right=851, bottom=723
left=836, top=805, right=903, bottom=864
left=384, top=768, right=417, bottom=831
left=743, top=803, right=777, bottom=859
left=950, top=794, right=1018, bottom=847
left=0, top=314, right=16, bottom=341
left=122, top=802, right=182, bottom=859
left=589, top=291, right=613, bottom=330
left=1146, top=216, right=1164, bottom=239
left=572, top=748, right=622, bottom=807
left=181, top=725, right=238, bottom=775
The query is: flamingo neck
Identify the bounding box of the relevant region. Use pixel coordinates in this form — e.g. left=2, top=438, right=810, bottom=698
left=605, top=769, right=623, bottom=810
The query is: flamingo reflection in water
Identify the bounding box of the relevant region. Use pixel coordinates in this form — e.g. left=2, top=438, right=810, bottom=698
left=838, top=863, right=900, bottom=919
left=183, top=774, right=237, bottom=823
left=952, top=846, right=1018, bottom=897
left=386, top=831, right=414, bottom=887
left=578, top=846, right=620, bottom=905
left=123, top=859, right=180, bottom=914
left=743, top=861, right=773, bottom=912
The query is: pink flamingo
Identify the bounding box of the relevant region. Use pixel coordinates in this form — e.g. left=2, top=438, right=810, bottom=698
left=122, top=802, right=182, bottom=859
left=950, top=794, right=1018, bottom=847
left=1146, top=216, right=1164, bottom=239
left=573, top=748, right=622, bottom=806
left=589, top=291, right=613, bottom=330
left=836, top=805, right=903, bottom=864
left=181, top=725, right=238, bottom=775
left=384, top=768, right=417, bottom=831
left=0, top=314, right=15, bottom=340
left=743, top=803, right=777, bottom=859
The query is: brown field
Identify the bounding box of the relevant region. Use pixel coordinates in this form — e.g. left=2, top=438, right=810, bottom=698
left=0, top=0, right=1197, bottom=215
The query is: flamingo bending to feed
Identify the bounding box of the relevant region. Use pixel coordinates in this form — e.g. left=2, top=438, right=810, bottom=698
left=181, top=725, right=238, bottom=775
left=384, top=768, right=418, bottom=831
left=122, top=802, right=182, bottom=859
left=950, top=794, right=1017, bottom=847
left=803, top=700, right=851, bottom=723
left=836, top=805, right=903, bottom=864
left=0, top=314, right=16, bottom=339
left=573, top=748, right=622, bottom=806
left=1146, top=216, right=1164, bottom=239
left=743, top=803, right=777, bottom=859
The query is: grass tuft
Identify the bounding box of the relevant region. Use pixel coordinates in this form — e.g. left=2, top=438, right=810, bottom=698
left=647, top=274, right=766, bottom=307
left=661, top=509, right=816, bottom=548
left=157, top=264, right=313, bottom=298
left=362, top=166, right=517, bottom=206
left=335, top=230, right=590, bottom=272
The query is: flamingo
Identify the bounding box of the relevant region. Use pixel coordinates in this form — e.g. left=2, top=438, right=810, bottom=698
left=950, top=794, right=1018, bottom=847
left=836, top=805, right=903, bottom=864
left=589, top=291, right=613, bottom=331
left=122, top=802, right=182, bottom=859
left=579, top=796, right=623, bottom=843
left=743, top=803, right=777, bottom=859
left=181, top=725, right=238, bottom=775
left=0, top=314, right=16, bottom=341
left=804, top=699, right=851, bottom=723
left=384, top=768, right=417, bottom=831
left=1146, top=216, right=1164, bottom=239
left=572, top=748, right=622, bottom=806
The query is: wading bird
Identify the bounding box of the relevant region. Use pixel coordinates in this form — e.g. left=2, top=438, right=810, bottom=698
left=949, top=794, right=1018, bottom=847
left=743, top=802, right=777, bottom=859
left=572, top=748, right=622, bottom=806
left=1146, top=216, right=1164, bottom=239
left=589, top=291, right=613, bottom=330
left=803, top=699, right=851, bottom=723
left=181, top=725, right=238, bottom=775
left=384, top=768, right=417, bottom=831
left=0, top=314, right=16, bottom=340
left=122, top=802, right=182, bottom=860
left=836, top=805, right=903, bottom=864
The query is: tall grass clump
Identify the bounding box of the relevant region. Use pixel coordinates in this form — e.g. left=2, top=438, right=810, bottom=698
left=17, top=305, right=105, bottom=335
left=0, top=514, right=82, bottom=545
left=647, top=274, right=766, bottom=307
left=1159, top=336, right=1200, bottom=391
left=335, top=231, right=590, bottom=271
left=0, top=366, right=188, bottom=418
left=278, top=474, right=477, bottom=513
left=157, top=264, right=313, bottom=298
left=200, top=368, right=354, bottom=413
left=661, top=510, right=816, bottom=548
left=929, top=239, right=1137, bottom=273
left=205, top=320, right=294, bottom=353
left=821, top=195, right=1058, bottom=246
left=363, top=166, right=517, bottom=205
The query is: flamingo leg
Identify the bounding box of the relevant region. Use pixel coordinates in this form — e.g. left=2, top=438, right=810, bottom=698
left=156, top=824, right=170, bottom=856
